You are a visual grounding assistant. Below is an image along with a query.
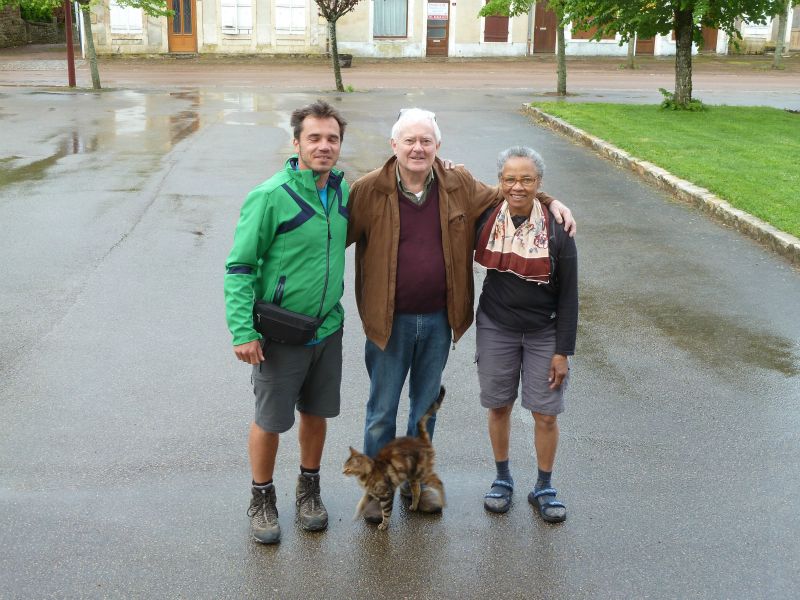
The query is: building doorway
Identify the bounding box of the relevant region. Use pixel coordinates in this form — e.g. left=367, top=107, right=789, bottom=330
left=533, top=3, right=557, bottom=53
left=167, top=0, right=197, bottom=53
left=636, top=36, right=655, bottom=54
left=426, top=1, right=449, bottom=56
left=701, top=26, right=718, bottom=52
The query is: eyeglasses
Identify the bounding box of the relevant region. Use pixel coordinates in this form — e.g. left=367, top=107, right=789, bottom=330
left=500, top=176, right=538, bottom=188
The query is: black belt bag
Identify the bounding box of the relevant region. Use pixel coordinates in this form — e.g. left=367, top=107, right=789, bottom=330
left=252, top=275, right=323, bottom=345
left=253, top=300, right=321, bottom=345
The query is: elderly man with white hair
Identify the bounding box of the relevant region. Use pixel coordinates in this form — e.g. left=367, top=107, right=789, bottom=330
left=346, top=108, right=575, bottom=523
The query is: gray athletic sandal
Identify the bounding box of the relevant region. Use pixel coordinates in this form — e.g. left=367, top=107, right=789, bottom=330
left=483, top=479, right=514, bottom=514
left=528, top=487, right=567, bottom=523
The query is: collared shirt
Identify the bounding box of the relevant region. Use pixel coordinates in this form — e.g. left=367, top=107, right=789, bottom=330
left=395, top=163, right=435, bottom=206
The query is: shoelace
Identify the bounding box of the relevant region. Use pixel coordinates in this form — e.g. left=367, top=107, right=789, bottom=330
left=248, top=491, right=277, bottom=519
left=296, top=477, right=321, bottom=510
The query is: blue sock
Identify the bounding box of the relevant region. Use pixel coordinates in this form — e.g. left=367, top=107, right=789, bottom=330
left=496, top=460, right=513, bottom=485
left=536, top=468, right=552, bottom=490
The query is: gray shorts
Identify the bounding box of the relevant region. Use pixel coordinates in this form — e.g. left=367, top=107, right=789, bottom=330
left=252, top=327, right=343, bottom=433
left=475, top=309, right=568, bottom=415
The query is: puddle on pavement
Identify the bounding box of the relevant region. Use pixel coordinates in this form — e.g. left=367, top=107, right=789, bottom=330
left=581, top=288, right=799, bottom=377
left=0, top=90, right=209, bottom=188
left=0, top=131, right=97, bottom=188
left=637, top=300, right=799, bottom=376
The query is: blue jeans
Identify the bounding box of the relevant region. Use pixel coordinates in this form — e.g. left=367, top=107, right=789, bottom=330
left=363, top=310, right=451, bottom=458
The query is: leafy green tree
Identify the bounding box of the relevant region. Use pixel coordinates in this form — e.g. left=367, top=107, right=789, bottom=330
left=18, top=0, right=56, bottom=21
left=479, top=1, right=783, bottom=105
left=562, top=0, right=781, bottom=108
left=480, top=0, right=569, bottom=95
left=314, top=0, right=363, bottom=92
left=1, top=0, right=171, bottom=89
left=771, top=0, right=794, bottom=69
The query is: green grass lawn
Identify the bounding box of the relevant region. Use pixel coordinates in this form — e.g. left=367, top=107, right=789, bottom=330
left=529, top=102, right=800, bottom=239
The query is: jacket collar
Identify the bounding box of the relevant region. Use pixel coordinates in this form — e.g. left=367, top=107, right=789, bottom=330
left=285, top=155, right=344, bottom=192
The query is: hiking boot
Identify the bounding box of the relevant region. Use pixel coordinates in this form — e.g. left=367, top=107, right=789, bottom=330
left=400, top=481, right=443, bottom=513
left=247, top=484, right=281, bottom=544
left=296, top=472, right=328, bottom=531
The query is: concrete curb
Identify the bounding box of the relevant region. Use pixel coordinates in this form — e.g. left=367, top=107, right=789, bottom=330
left=524, top=105, right=800, bottom=267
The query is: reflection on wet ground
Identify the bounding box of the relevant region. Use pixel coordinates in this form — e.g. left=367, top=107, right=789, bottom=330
left=168, top=91, right=200, bottom=145
left=637, top=299, right=799, bottom=376
left=0, top=131, right=97, bottom=188
left=0, top=89, right=210, bottom=189
left=579, top=288, right=799, bottom=377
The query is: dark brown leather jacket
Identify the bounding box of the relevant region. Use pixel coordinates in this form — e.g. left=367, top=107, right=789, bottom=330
left=347, top=156, right=552, bottom=350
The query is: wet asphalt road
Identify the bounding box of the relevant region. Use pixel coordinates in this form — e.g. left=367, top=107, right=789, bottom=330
left=1, top=86, right=799, bottom=599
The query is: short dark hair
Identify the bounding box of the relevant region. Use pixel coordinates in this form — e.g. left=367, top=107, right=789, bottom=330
left=290, top=100, right=347, bottom=142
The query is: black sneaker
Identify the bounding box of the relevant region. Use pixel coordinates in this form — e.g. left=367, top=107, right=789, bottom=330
left=296, top=473, right=328, bottom=531
left=247, top=484, right=281, bottom=544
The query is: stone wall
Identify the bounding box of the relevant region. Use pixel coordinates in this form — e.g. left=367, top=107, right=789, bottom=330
left=0, top=5, right=27, bottom=48
left=26, top=20, right=60, bottom=44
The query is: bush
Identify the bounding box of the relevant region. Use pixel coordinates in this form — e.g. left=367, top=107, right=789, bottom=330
left=659, top=88, right=707, bottom=112
left=20, top=0, right=56, bottom=23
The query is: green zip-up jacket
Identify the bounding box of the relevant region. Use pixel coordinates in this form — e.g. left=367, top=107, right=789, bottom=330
left=224, top=156, right=349, bottom=346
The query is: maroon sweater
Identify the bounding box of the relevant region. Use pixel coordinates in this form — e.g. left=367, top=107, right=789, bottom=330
left=394, top=180, right=447, bottom=314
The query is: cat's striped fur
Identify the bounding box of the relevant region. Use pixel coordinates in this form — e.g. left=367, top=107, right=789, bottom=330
left=343, top=387, right=446, bottom=530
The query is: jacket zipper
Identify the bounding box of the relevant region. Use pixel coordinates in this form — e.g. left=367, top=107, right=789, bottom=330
left=317, top=214, right=331, bottom=320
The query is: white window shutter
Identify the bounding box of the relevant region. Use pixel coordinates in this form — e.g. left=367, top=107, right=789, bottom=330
left=110, top=1, right=143, bottom=33
left=221, top=4, right=237, bottom=31
left=110, top=5, right=127, bottom=31
left=238, top=0, right=252, bottom=31
left=291, top=7, right=305, bottom=32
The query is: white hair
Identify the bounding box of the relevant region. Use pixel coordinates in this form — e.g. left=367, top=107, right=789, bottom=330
left=497, top=146, right=546, bottom=180
left=391, top=108, right=441, bottom=144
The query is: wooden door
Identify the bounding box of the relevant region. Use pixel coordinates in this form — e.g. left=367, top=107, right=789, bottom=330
left=533, top=2, right=557, bottom=53
left=636, top=36, right=655, bottom=54
left=426, top=1, right=449, bottom=57
left=701, top=26, right=718, bottom=52
left=168, top=0, right=197, bottom=53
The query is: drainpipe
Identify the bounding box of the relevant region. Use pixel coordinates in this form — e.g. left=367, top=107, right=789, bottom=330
left=527, top=7, right=534, bottom=55
left=76, top=2, right=85, bottom=58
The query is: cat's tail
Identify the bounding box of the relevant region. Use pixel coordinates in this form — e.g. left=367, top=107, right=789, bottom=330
left=417, top=386, right=445, bottom=443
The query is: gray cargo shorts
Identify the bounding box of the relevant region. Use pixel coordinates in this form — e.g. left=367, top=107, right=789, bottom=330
left=252, top=327, right=343, bottom=433
left=475, top=308, right=568, bottom=415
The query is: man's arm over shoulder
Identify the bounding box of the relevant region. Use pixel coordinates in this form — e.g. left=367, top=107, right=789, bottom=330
left=538, top=190, right=576, bottom=237
left=447, top=166, right=503, bottom=220
left=554, top=221, right=578, bottom=357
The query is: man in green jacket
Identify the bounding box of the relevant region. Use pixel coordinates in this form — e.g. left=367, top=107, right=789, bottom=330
left=224, top=100, right=349, bottom=544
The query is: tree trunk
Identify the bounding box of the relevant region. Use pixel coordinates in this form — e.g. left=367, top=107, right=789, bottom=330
left=673, top=9, right=693, bottom=107
left=773, top=0, right=790, bottom=69
left=626, top=33, right=636, bottom=69
left=329, top=20, right=343, bottom=92
left=80, top=5, right=101, bottom=89
left=556, top=23, right=566, bottom=95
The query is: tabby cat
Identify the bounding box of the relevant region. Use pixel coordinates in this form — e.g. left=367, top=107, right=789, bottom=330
left=343, top=387, right=446, bottom=530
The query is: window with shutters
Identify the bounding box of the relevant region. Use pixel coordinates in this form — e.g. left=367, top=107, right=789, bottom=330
left=483, top=1, right=508, bottom=43
left=484, top=14, right=509, bottom=42
left=221, top=0, right=253, bottom=34
left=110, top=0, right=143, bottom=33
left=374, top=0, right=407, bottom=38
left=276, top=0, right=306, bottom=34
left=570, top=21, right=615, bottom=40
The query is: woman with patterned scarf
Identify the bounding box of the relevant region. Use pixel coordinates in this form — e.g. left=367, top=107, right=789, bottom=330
left=474, top=146, right=579, bottom=523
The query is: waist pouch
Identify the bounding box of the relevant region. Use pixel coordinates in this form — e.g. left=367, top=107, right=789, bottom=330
left=253, top=300, right=321, bottom=345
